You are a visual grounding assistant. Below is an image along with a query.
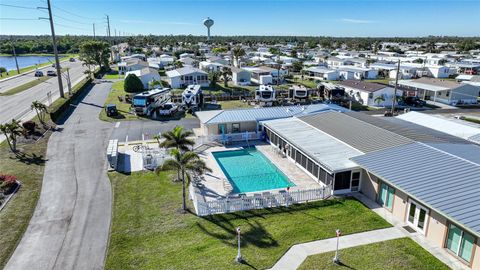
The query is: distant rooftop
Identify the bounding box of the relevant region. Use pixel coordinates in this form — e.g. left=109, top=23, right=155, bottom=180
left=337, top=80, right=388, bottom=93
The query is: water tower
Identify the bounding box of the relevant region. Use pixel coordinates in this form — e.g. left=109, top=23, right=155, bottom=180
left=203, top=17, right=214, bottom=41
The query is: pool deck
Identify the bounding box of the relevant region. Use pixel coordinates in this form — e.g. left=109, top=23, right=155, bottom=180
left=196, top=141, right=320, bottom=202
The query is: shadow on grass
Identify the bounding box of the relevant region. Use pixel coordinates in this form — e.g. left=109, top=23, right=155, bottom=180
left=11, top=151, right=47, bottom=165
left=336, top=261, right=358, bottom=270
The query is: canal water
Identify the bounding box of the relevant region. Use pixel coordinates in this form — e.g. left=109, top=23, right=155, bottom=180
left=0, top=55, right=58, bottom=71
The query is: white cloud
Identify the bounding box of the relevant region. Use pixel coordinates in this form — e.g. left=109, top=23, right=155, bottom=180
left=341, top=18, right=374, bottom=24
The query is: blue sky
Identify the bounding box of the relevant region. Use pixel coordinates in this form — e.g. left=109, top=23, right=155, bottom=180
left=1, top=0, right=479, bottom=37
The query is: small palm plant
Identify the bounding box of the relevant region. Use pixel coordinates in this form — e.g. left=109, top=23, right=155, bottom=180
left=0, top=119, right=23, bottom=152
left=156, top=149, right=211, bottom=213
left=31, top=101, right=48, bottom=125
left=374, top=95, right=385, bottom=107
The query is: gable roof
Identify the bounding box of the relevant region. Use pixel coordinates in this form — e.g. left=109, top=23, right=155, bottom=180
left=165, top=67, right=207, bottom=77
left=196, top=104, right=347, bottom=125
left=299, top=111, right=412, bottom=153
left=337, top=80, right=388, bottom=93
left=351, top=142, right=480, bottom=237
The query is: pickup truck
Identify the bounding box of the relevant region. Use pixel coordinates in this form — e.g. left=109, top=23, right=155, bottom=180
left=403, top=96, right=426, bottom=107
left=157, top=103, right=178, bottom=116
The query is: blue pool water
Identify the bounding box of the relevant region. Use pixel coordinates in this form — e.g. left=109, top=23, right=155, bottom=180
left=212, top=148, right=295, bottom=193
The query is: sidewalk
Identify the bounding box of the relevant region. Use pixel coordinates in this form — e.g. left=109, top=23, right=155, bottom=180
left=270, top=227, right=406, bottom=270
left=269, top=193, right=470, bottom=270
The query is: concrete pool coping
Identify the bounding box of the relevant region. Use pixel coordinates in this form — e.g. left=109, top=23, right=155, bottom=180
left=196, top=141, right=321, bottom=202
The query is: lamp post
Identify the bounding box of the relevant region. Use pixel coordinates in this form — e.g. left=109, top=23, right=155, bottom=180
left=235, top=227, right=242, bottom=263
left=333, top=229, right=341, bottom=264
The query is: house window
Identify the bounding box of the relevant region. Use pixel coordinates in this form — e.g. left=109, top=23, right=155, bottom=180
left=378, top=182, right=395, bottom=210
left=368, top=93, right=373, bottom=99
left=232, top=123, right=240, bottom=133
left=446, top=223, right=476, bottom=263
left=218, top=124, right=226, bottom=134
left=446, top=91, right=450, bottom=97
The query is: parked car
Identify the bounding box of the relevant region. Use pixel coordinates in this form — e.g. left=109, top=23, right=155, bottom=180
left=404, top=96, right=426, bottom=107
left=51, top=63, right=61, bottom=68
left=69, top=58, right=75, bottom=62
left=34, top=71, right=44, bottom=77
left=157, top=102, right=178, bottom=116
left=105, top=104, right=118, bottom=117
left=47, top=70, right=57, bottom=76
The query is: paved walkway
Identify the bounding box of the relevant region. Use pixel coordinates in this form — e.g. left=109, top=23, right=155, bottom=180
left=5, top=82, right=114, bottom=270
left=270, top=227, right=406, bottom=270
left=270, top=193, right=470, bottom=270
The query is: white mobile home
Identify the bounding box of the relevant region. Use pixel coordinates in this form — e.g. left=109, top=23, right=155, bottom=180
left=166, top=67, right=209, bottom=89
left=338, top=80, right=402, bottom=107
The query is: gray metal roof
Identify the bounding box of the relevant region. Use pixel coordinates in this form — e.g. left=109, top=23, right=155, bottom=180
left=263, top=117, right=362, bottom=173
left=351, top=142, right=480, bottom=237
left=199, top=104, right=348, bottom=125
left=299, top=111, right=412, bottom=153
left=345, top=112, right=471, bottom=144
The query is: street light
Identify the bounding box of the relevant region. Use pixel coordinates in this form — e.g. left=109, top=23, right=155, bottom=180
left=333, top=229, right=341, bottom=264
left=235, top=227, right=242, bottom=263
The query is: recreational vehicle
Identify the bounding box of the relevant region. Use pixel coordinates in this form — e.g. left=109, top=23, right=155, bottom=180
left=132, top=88, right=171, bottom=116
left=289, top=85, right=309, bottom=101
left=182, top=85, right=203, bottom=110
left=255, top=85, right=276, bottom=106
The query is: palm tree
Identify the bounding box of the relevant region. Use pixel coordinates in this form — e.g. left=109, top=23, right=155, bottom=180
left=275, top=59, right=284, bottom=86
left=232, top=47, right=245, bottom=67
left=221, top=66, right=231, bottom=88
left=0, top=119, right=23, bottom=152
left=31, top=101, right=48, bottom=125
left=208, top=71, right=221, bottom=91
left=159, top=126, right=195, bottom=152
left=155, top=149, right=211, bottom=212
left=374, top=95, right=385, bottom=107
left=153, top=134, right=162, bottom=148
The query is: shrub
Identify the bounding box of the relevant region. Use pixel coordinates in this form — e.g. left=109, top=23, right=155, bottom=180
left=0, top=174, right=17, bottom=184
left=124, top=74, right=144, bottom=93
left=22, top=121, right=36, bottom=133
left=0, top=174, right=18, bottom=194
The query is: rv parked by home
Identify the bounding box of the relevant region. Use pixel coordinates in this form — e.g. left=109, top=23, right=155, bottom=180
left=132, top=88, right=171, bottom=116
left=182, top=85, right=203, bottom=110
left=289, top=85, right=309, bottom=102
left=255, top=85, right=276, bottom=106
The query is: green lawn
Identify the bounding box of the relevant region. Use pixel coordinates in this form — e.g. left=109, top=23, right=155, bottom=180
left=218, top=100, right=254, bottom=110
left=0, top=68, right=70, bottom=96
left=106, top=171, right=391, bottom=270
left=298, top=238, right=450, bottom=270
left=0, top=54, right=76, bottom=79
left=99, top=80, right=140, bottom=122
left=0, top=119, right=51, bottom=268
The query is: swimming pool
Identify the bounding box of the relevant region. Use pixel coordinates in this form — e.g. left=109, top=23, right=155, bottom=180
left=212, top=148, right=295, bottom=193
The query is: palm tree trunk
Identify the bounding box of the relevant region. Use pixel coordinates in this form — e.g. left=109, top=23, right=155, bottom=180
left=181, top=169, right=187, bottom=212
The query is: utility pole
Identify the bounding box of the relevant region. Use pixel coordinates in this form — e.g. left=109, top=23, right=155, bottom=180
left=106, top=15, right=113, bottom=62
left=391, top=59, right=401, bottom=115
left=10, top=37, right=20, bottom=74
left=93, top=23, right=96, bottom=39
left=39, top=0, right=64, bottom=98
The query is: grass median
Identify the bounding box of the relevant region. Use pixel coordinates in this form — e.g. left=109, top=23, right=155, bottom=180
left=298, top=238, right=449, bottom=270
left=0, top=54, right=76, bottom=79
left=0, top=68, right=70, bottom=97
left=106, top=171, right=391, bottom=270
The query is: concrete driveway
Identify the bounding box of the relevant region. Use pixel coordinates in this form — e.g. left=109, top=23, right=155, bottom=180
left=5, top=81, right=114, bottom=270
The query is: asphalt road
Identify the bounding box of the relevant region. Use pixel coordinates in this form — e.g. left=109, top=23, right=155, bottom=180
left=5, top=82, right=114, bottom=270
left=110, top=117, right=200, bottom=142
left=0, top=60, right=89, bottom=125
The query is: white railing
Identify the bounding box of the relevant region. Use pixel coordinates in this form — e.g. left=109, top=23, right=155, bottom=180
left=190, top=185, right=331, bottom=216
left=198, top=131, right=262, bottom=145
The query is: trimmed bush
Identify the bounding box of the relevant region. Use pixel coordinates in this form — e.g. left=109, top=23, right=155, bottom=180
left=124, top=74, right=144, bottom=93
left=22, top=121, right=36, bottom=134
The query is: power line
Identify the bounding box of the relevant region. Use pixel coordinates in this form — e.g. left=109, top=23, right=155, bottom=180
left=54, top=13, right=92, bottom=25
left=0, top=3, right=37, bottom=10
left=53, top=22, right=90, bottom=31
left=0, top=18, right=38, bottom=21
left=52, top=4, right=102, bottom=21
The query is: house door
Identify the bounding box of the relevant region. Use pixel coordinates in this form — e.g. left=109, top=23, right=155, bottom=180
left=378, top=182, right=394, bottom=210
left=407, top=200, right=428, bottom=234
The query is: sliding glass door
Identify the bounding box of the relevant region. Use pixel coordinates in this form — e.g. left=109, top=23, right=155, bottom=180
left=378, top=182, right=394, bottom=210
left=446, top=224, right=476, bottom=263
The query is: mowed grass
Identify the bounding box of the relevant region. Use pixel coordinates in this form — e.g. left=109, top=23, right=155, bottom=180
left=106, top=171, right=391, bottom=270
left=0, top=121, right=50, bottom=268
left=298, top=238, right=450, bottom=270
left=99, top=80, right=140, bottom=122
left=218, top=100, right=254, bottom=110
